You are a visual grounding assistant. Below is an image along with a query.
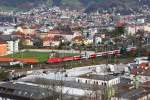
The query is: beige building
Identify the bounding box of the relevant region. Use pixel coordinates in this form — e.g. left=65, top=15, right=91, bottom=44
left=16, top=26, right=36, bottom=35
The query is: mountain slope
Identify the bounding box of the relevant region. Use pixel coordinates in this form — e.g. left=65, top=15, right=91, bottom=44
left=0, top=0, right=45, bottom=10
left=0, top=0, right=150, bottom=12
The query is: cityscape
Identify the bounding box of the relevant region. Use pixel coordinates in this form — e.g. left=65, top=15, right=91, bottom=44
left=0, top=0, right=150, bottom=100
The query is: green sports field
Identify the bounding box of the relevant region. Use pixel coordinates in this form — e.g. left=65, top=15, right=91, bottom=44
left=6, top=51, right=78, bottom=63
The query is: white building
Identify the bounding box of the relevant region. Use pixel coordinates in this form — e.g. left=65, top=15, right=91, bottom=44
left=76, top=74, right=120, bottom=86
left=0, top=35, right=19, bottom=54
left=7, top=40, right=19, bottom=54
left=126, top=25, right=144, bottom=35
left=0, top=26, right=16, bottom=35
left=95, top=36, right=102, bottom=45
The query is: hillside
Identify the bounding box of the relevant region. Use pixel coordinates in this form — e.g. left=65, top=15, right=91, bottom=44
left=0, top=0, right=150, bottom=12
left=51, top=0, right=150, bottom=13
left=0, top=0, right=45, bottom=11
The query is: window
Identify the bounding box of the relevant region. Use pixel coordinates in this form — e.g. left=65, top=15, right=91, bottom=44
left=42, top=92, right=45, bottom=96
left=24, top=92, right=28, bottom=95
left=96, top=81, right=98, bottom=85
left=18, top=91, right=22, bottom=95
left=85, top=80, right=87, bottom=84
left=93, top=81, right=95, bottom=84
left=30, top=93, right=33, bottom=97
left=78, top=79, right=80, bottom=83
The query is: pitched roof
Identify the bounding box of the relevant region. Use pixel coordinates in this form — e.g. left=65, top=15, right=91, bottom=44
left=79, top=74, right=118, bottom=81
left=43, top=37, right=51, bottom=41
left=48, top=29, right=73, bottom=35
left=72, top=36, right=84, bottom=41
left=0, top=35, right=18, bottom=41
left=0, top=82, right=53, bottom=100
left=0, top=39, right=7, bottom=44
left=53, top=35, right=64, bottom=41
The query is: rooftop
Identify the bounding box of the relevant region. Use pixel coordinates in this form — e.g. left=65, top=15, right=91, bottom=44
left=0, top=82, right=53, bottom=100
left=0, top=35, right=18, bottom=41
left=114, top=88, right=149, bottom=99
left=25, top=78, right=105, bottom=91
left=79, top=74, right=119, bottom=81
left=0, top=39, right=7, bottom=44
